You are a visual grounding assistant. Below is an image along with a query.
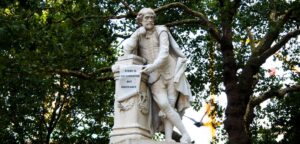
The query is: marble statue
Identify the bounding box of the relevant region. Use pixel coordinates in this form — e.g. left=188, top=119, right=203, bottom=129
left=110, top=8, right=192, bottom=144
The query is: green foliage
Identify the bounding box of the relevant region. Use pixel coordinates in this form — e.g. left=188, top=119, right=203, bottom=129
left=1, top=0, right=300, bottom=143
left=252, top=90, right=300, bottom=144
left=0, top=0, right=116, bottom=143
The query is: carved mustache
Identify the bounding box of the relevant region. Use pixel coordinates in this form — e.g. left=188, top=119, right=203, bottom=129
left=146, top=22, right=154, bottom=25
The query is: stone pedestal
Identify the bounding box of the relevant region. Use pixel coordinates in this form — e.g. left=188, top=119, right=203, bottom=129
left=110, top=54, right=152, bottom=144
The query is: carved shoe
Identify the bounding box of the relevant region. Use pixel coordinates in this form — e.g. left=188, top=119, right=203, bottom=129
left=165, top=139, right=176, bottom=143
left=180, top=134, right=191, bottom=144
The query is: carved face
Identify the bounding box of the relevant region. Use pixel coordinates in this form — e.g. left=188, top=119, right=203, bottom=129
left=141, top=13, right=155, bottom=30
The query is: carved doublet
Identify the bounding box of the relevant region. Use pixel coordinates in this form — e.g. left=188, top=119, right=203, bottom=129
left=138, top=29, right=176, bottom=81
left=138, top=31, right=159, bottom=64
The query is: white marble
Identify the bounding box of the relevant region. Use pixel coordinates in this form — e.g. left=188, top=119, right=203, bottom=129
left=115, top=139, right=180, bottom=144
left=110, top=8, right=193, bottom=144
left=110, top=55, right=151, bottom=144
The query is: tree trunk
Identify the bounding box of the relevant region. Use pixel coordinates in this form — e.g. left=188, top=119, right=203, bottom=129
left=219, top=41, right=251, bottom=143
left=224, top=91, right=251, bottom=144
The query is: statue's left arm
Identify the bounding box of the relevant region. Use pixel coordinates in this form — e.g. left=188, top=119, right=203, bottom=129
left=153, top=31, right=169, bottom=68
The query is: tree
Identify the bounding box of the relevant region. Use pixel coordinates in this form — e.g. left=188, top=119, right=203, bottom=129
left=0, top=0, right=117, bottom=143
left=1, top=0, right=300, bottom=143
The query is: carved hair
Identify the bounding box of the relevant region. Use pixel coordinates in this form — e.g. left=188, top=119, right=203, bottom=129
left=136, top=8, right=156, bottom=26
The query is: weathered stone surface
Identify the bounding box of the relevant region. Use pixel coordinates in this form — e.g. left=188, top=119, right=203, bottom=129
left=110, top=55, right=151, bottom=144
left=115, top=139, right=179, bottom=144
left=110, top=7, right=193, bottom=144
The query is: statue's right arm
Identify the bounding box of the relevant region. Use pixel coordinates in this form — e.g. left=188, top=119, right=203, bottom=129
left=122, top=27, right=144, bottom=55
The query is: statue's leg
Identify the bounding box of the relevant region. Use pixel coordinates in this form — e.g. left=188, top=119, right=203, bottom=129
left=151, top=79, right=191, bottom=144
left=164, top=120, right=174, bottom=142
left=164, top=82, right=179, bottom=142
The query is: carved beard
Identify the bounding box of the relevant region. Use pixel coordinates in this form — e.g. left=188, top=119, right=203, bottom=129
left=144, top=22, right=154, bottom=30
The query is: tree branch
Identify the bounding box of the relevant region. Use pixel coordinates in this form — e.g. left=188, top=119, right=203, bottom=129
left=164, top=19, right=203, bottom=27
left=40, top=67, right=114, bottom=81
left=53, top=69, right=114, bottom=81
left=94, top=67, right=113, bottom=73
left=54, top=2, right=222, bottom=41
left=260, top=29, right=300, bottom=61
left=154, top=2, right=206, bottom=18
left=113, top=33, right=130, bottom=39
left=51, top=93, right=68, bottom=135
left=96, top=75, right=114, bottom=81
left=41, top=105, right=48, bottom=129
left=239, top=8, right=297, bottom=95
left=220, top=0, right=241, bottom=42
left=57, top=2, right=131, bottom=22
left=121, top=1, right=136, bottom=16
left=218, top=0, right=224, bottom=7
left=46, top=91, right=63, bottom=143
left=257, top=7, right=295, bottom=54
left=246, top=27, right=256, bottom=54
left=252, top=84, right=300, bottom=106
left=244, top=84, right=300, bottom=135
left=66, top=1, right=138, bottom=22
left=54, top=69, right=90, bottom=78
left=268, top=0, right=277, bottom=23
left=274, top=53, right=300, bottom=73
left=73, top=14, right=134, bottom=21
left=218, top=1, right=242, bottom=105
left=154, top=2, right=221, bottom=42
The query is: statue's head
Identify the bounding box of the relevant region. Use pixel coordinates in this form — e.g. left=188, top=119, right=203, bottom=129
left=136, top=8, right=156, bottom=30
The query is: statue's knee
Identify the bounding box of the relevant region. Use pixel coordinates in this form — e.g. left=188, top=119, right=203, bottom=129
left=159, top=103, right=169, bottom=112
left=160, top=103, right=174, bottom=114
